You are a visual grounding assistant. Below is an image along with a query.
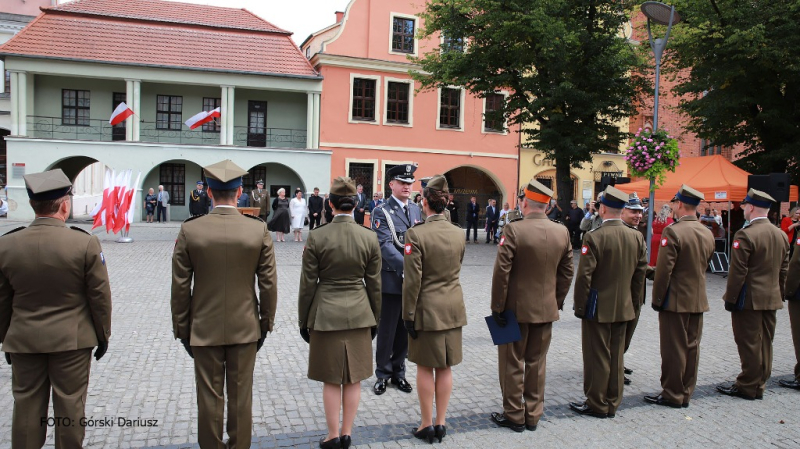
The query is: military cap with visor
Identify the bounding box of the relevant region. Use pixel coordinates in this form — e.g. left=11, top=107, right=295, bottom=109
left=24, top=168, right=73, bottom=200
left=599, top=186, right=629, bottom=209
left=625, top=192, right=645, bottom=210
left=330, top=176, right=357, bottom=197
left=522, top=179, right=554, bottom=204
left=421, top=174, right=448, bottom=192
left=741, top=188, right=776, bottom=208
left=670, top=184, right=705, bottom=206
left=387, top=163, right=418, bottom=183
left=203, top=159, right=249, bottom=190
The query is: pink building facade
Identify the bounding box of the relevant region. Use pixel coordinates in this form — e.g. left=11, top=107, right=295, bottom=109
left=302, top=0, right=519, bottom=226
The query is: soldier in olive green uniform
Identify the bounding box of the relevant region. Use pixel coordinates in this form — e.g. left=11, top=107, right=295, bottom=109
left=489, top=180, right=573, bottom=433
left=781, top=233, right=800, bottom=390
left=298, top=176, right=382, bottom=449
left=171, top=160, right=278, bottom=449
left=250, top=180, right=270, bottom=221
left=569, top=186, right=647, bottom=418
left=644, top=185, right=715, bottom=408
left=718, top=189, right=789, bottom=400
left=403, top=175, right=466, bottom=444
left=0, top=169, right=112, bottom=449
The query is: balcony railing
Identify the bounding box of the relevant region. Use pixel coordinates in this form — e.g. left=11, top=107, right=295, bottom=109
left=26, top=116, right=308, bottom=149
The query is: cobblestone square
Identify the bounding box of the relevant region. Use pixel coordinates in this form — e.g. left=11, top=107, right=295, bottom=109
left=0, top=220, right=798, bottom=448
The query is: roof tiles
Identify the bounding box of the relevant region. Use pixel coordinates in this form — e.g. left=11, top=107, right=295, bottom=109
left=46, top=0, right=290, bottom=34
left=0, top=0, right=318, bottom=78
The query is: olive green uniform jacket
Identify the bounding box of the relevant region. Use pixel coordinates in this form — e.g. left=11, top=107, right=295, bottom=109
left=724, top=218, right=789, bottom=310
left=171, top=207, right=278, bottom=346
left=402, top=215, right=467, bottom=331
left=652, top=215, right=716, bottom=312
left=0, top=218, right=112, bottom=353
left=491, top=215, right=573, bottom=323
left=298, top=215, right=382, bottom=331
left=574, top=219, right=647, bottom=322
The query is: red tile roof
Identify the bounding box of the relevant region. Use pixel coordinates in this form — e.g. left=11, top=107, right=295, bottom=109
left=0, top=0, right=319, bottom=78
left=46, top=0, right=290, bottom=34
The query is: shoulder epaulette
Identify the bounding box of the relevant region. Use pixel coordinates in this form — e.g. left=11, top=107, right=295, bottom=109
left=550, top=219, right=563, bottom=225
left=69, top=226, right=90, bottom=235
left=412, top=220, right=426, bottom=228
left=2, top=226, right=26, bottom=236
left=450, top=222, right=462, bottom=229
left=312, top=222, right=329, bottom=230
left=588, top=226, right=601, bottom=233
left=183, top=215, right=203, bottom=223
left=244, top=214, right=264, bottom=223
left=624, top=223, right=637, bottom=230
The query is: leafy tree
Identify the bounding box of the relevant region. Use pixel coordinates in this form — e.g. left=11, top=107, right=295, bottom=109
left=412, top=0, right=646, bottom=210
left=664, top=0, right=800, bottom=182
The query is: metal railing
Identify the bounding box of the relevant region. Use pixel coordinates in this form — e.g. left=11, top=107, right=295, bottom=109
left=26, top=116, right=308, bottom=149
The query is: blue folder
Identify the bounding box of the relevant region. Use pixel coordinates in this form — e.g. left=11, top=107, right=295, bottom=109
left=485, top=310, right=521, bottom=346
left=585, top=288, right=599, bottom=320
left=736, top=284, right=747, bottom=311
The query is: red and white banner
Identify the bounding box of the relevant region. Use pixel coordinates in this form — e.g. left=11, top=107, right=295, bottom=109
left=91, top=169, right=141, bottom=234
left=109, top=102, right=134, bottom=126
left=185, top=107, right=221, bottom=130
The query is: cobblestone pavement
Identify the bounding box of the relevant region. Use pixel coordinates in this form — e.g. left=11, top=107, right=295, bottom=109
left=0, top=219, right=799, bottom=448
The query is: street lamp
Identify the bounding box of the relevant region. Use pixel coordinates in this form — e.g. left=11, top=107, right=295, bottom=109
left=641, top=1, right=681, bottom=262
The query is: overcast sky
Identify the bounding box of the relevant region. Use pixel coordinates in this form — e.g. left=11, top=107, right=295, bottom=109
left=149, top=0, right=353, bottom=46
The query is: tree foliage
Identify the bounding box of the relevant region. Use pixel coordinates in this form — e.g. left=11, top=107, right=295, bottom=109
left=412, top=0, right=646, bottom=206
left=664, top=0, right=800, bottom=182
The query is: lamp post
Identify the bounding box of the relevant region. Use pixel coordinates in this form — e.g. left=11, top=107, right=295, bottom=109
left=641, top=1, right=681, bottom=261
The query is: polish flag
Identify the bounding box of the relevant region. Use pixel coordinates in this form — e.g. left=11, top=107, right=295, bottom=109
left=124, top=172, right=141, bottom=233
left=109, top=102, right=134, bottom=126
left=185, top=107, right=221, bottom=130
left=91, top=169, right=113, bottom=230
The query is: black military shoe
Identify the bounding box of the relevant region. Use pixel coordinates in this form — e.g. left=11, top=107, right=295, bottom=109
left=779, top=379, right=800, bottom=390
left=490, top=412, right=524, bottom=432
left=624, top=366, right=633, bottom=375
left=643, top=394, right=682, bottom=408
left=373, top=378, right=388, bottom=395
left=569, top=402, right=608, bottom=419
left=716, top=383, right=762, bottom=400
left=391, top=377, right=413, bottom=393
left=525, top=424, right=537, bottom=431
left=624, top=376, right=631, bottom=385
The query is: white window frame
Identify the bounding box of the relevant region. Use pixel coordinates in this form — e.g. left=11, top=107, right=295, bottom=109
left=383, top=77, right=414, bottom=128
left=439, top=33, right=467, bottom=54
left=436, top=86, right=466, bottom=132
left=388, top=12, right=419, bottom=57
left=348, top=73, right=381, bottom=125
left=482, top=90, right=510, bottom=135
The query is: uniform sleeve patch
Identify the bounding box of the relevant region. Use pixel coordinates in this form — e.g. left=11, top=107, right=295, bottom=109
left=499, top=236, right=505, bottom=246
left=374, top=219, right=380, bottom=229
left=661, top=238, right=668, bottom=247
left=404, top=243, right=412, bottom=255
left=733, top=240, right=740, bottom=249
left=581, top=245, right=588, bottom=255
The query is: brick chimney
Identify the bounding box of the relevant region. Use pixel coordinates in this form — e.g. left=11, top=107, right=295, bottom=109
left=335, top=11, right=345, bottom=23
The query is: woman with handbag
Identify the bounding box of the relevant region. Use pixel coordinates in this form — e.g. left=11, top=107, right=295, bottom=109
left=403, top=174, right=467, bottom=444
left=298, top=177, right=382, bottom=449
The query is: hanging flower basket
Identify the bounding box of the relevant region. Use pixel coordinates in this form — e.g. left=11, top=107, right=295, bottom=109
left=624, top=128, right=680, bottom=190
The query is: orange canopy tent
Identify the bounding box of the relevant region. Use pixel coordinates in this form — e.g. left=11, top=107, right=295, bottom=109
left=615, top=155, right=798, bottom=203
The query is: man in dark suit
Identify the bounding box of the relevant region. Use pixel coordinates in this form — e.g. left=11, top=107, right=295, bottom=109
left=369, top=192, right=383, bottom=212
left=324, top=193, right=333, bottom=223
left=372, top=164, right=421, bottom=395
left=466, top=196, right=480, bottom=243
left=307, top=187, right=324, bottom=230
left=354, top=184, right=368, bottom=226
left=446, top=194, right=459, bottom=224
left=485, top=199, right=500, bottom=244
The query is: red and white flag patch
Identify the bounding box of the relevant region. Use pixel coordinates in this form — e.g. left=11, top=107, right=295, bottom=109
left=581, top=245, right=588, bottom=255
left=499, top=236, right=505, bottom=246
left=796, top=238, right=800, bottom=246
left=733, top=240, right=740, bottom=249
left=661, top=238, right=668, bottom=247
left=404, top=243, right=412, bottom=255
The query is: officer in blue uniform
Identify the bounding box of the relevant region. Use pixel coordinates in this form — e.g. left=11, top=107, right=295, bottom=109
left=372, top=163, right=422, bottom=395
